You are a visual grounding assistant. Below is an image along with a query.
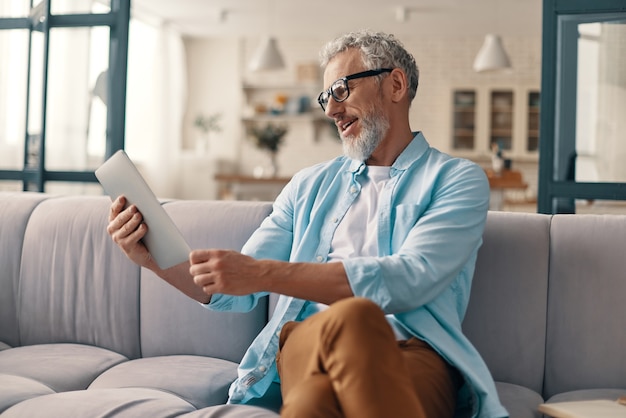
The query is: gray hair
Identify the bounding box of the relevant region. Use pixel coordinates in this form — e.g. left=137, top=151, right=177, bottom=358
left=319, top=30, right=419, bottom=104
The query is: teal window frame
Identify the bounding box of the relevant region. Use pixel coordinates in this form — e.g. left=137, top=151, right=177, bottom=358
left=0, top=0, right=130, bottom=191
left=538, top=0, right=626, bottom=213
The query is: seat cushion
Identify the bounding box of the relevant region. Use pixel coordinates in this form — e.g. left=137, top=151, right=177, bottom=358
left=0, top=343, right=127, bottom=392
left=179, top=404, right=280, bottom=418
left=545, top=388, right=626, bottom=403
left=495, top=381, right=544, bottom=418
left=0, top=374, right=55, bottom=414
left=1, top=388, right=195, bottom=418
left=89, top=355, right=238, bottom=409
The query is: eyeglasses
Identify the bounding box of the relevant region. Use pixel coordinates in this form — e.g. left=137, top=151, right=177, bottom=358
left=317, top=68, right=393, bottom=111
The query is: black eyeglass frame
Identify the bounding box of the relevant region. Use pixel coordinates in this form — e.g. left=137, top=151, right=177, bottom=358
left=317, top=68, right=393, bottom=111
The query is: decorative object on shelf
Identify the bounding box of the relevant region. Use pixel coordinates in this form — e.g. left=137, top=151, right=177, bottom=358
left=296, top=62, right=320, bottom=83
left=491, top=141, right=505, bottom=175
left=247, top=123, right=288, bottom=178
left=193, top=112, right=222, bottom=154
left=473, top=34, right=511, bottom=72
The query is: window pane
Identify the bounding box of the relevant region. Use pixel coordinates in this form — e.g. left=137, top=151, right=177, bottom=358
left=50, top=0, right=110, bottom=15
left=576, top=199, right=626, bottom=215
left=0, top=29, right=28, bottom=169
left=576, top=21, right=626, bottom=183
left=0, top=0, right=30, bottom=18
left=44, top=181, right=103, bottom=195
left=0, top=180, right=22, bottom=191
left=27, top=29, right=45, bottom=169
left=45, top=25, right=109, bottom=171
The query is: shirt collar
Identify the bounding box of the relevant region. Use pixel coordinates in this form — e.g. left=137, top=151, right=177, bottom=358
left=346, top=131, right=429, bottom=174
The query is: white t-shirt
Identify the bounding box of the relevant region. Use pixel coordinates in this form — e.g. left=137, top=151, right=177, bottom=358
left=304, top=165, right=412, bottom=340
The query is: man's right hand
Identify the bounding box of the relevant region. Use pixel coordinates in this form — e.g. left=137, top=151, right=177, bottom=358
left=107, top=196, right=154, bottom=269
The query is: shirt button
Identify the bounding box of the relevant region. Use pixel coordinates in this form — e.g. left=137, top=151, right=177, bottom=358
left=259, top=365, right=266, bottom=372
left=316, top=255, right=324, bottom=262
left=276, top=331, right=281, bottom=338
left=350, top=186, right=358, bottom=194
left=332, top=217, right=338, bottom=223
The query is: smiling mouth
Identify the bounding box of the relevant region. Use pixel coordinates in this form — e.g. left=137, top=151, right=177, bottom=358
left=338, top=118, right=357, bottom=132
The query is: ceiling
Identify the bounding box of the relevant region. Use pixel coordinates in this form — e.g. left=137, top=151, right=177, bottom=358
left=130, top=0, right=544, bottom=39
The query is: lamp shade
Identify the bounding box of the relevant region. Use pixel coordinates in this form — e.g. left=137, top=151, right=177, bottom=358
left=473, top=34, right=511, bottom=72
left=249, top=37, right=285, bottom=72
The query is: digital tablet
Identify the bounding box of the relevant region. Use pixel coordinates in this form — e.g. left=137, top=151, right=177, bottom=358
left=95, top=150, right=191, bottom=269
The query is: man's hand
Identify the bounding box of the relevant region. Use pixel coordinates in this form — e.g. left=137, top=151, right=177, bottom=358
left=189, top=250, right=265, bottom=296
left=107, top=196, right=155, bottom=269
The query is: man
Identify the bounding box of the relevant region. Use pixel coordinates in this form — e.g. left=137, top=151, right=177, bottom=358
left=108, top=30, right=508, bottom=418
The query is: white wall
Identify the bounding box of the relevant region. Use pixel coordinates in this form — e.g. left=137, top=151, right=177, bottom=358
left=178, top=34, right=542, bottom=200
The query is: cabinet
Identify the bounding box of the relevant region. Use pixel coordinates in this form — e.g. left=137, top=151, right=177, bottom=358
left=452, top=90, right=477, bottom=150
left=451, top=87, right=540, bottom=160
left=526, top=91, right=540, bottom=152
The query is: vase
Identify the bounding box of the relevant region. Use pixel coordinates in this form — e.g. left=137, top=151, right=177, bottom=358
left=253, top=151, right=279, bottom=178
left=267, top=151, right=278, bottom=177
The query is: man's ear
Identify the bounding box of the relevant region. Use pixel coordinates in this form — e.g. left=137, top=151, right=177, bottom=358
left=387, top=68, right=409, bottom=103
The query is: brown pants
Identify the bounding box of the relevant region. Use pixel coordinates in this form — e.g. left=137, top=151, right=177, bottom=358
left=276, top=298, right=460, bottom=418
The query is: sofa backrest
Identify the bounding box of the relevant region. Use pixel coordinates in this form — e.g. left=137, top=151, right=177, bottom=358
left=139, top=200, right=274, bottom=363
left=0, top=193, right=50, bottom=349
left=16, top=196, right=143, bottom=359
left=543, top=214, right=626, bottom=398
left=0, top=194, right=275, bottom=364
left=463, top=211, right=551, bottom=395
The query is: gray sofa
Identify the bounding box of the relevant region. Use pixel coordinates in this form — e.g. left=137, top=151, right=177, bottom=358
left=1, top=192, right=625, bottom=418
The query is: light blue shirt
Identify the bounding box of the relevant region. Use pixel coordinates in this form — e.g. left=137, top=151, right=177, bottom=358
left=206, top=132, right=508, bottom=418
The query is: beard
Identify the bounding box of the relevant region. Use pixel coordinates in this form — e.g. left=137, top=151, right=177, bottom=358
left=340, top=106, right=390, bottom=161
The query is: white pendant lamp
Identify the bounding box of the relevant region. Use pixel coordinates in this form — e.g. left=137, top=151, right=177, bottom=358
left=249, top=37, right=285, bottom=72
left=473, top=34, right=511, bottom=72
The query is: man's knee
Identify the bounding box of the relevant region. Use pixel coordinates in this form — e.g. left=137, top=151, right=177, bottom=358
left=321, top=297, right=393, bottom=341
left=329, top=297, right=385, bottom=324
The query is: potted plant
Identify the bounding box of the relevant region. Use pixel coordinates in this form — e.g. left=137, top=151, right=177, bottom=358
left=193, top=112, right=222, bottom=153
left=247, top=123, right=288, bottom=177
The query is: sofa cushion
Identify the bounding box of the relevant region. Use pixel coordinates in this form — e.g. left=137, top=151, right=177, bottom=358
left=0, top=192, right=49, bottom=348
left=0, top=374, right=55, bottom=414
left=463, top=211, right=551, bottom=395
left=495, top=381, right=544, bottom=418
left=180, top=404, right=280, bottom=418
left=139, top=201, right=273, bottom=362
left=89, top=355, right=238, bottom=409
left=544, top=388, right=626, bottom=404
left=1, top=387, right=196, bottom=418
left=544, top=214, right=626, bottom=398
left=0, top=343, right=127, bottom=392
left=17, top=196, right=141, bottom=359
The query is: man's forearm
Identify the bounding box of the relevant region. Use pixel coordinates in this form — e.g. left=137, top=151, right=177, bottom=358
left=154, top=260, right=211, bottom=304
left=258, top=260, right=353, bottom=305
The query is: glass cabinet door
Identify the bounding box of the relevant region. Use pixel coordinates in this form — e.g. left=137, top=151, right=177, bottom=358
left=452, top=90, right=476, bottom=150
left=526, top=91, right=540, bottom=152
left=490, top=90, right=514, bottom=151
